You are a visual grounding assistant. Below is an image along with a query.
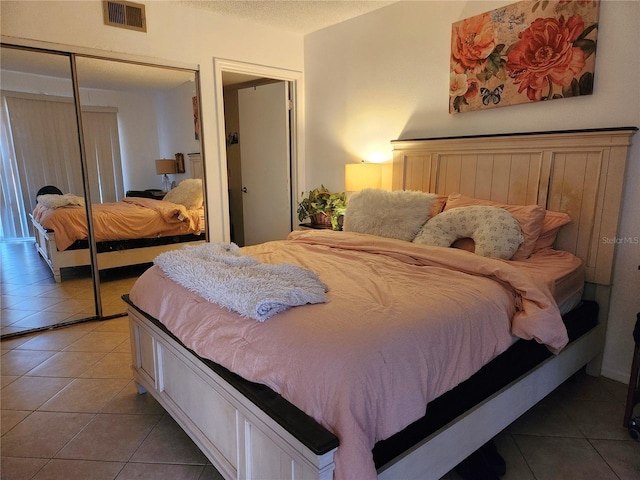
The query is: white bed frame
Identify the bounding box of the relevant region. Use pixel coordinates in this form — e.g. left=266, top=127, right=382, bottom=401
left=128, top=128, right=636, bottom=480
left=31, top=214, right=205, bottom=282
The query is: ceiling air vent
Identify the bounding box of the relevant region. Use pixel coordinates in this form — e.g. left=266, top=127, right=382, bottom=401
left=103, top=1, right=146, bottom=32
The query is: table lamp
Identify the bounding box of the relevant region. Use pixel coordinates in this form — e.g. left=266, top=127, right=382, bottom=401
left=155, top=159, right=176, bottom=192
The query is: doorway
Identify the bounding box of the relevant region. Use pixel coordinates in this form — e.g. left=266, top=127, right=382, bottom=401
left=214, top=59, right=302, bottom=247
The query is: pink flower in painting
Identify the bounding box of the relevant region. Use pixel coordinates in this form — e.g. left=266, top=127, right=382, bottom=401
left=451, top=13, right=497, bottom=74
left=464, top=79, right=479, bottom=99
left=506, top=15, right=586, bottom=101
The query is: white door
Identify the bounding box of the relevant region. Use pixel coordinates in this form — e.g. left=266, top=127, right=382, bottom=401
left=238, top=82, right=291, bottom=245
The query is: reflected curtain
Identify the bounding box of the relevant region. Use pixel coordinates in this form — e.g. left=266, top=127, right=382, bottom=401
left=0, top=93, right=123, bottom=239
left=0, top=98, right=28, bottom=238
left=82, top=110, right=123, bottom=203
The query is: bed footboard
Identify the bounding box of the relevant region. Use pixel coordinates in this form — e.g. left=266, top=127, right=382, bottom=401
left=30, top=214, right=205, bottom=282
left=128, top=306, right=337, bottom=480
left=377, top=322, right=605, bottom=479
left=30, top=214, right=88, bottom=282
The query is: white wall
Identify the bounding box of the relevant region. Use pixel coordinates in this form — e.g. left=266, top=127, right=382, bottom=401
left=304, top=0, right=640, bottom=383
left=1, top=0, right=304, bottom=241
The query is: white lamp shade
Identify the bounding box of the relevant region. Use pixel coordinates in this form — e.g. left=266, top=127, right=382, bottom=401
left=155, top=159, right=177, bottom=175
left=345, top=163, right=382, bottom=191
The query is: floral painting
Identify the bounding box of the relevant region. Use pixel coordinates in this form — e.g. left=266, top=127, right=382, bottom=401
left=449, top=0, right=600, bottom=113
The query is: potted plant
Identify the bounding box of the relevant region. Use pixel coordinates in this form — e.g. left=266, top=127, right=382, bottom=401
left=297, top=185, right=347, bottom=230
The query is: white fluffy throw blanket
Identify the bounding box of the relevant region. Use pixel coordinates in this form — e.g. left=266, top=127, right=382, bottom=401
left=154, top=243, right=328, bottom=321
left=37, top=193, right=85, bottom=209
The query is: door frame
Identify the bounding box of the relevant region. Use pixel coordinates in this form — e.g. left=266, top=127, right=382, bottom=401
left=213, top=58, right=304, bottom=243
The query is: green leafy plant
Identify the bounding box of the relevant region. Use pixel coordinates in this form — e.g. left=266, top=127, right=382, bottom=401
left=297, top=185, right=346, bottom=230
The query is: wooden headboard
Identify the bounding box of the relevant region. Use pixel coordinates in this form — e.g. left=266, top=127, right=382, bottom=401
left=391, top=128, right=637, bottom=286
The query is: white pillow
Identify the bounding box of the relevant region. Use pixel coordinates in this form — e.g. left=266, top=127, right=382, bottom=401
left=343, top=189, right=439, bottom=242
left=413, top=206, right=523, bottom=259
left=163, top=179, right=203, bottom=210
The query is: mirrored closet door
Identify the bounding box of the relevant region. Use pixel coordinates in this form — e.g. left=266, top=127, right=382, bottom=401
left=1, top=45, right=206, bottom=338
left=0, top=46, right=98, bottom=336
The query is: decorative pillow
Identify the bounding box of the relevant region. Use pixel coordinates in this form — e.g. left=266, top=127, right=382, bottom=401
left=444, top=193, right=545, bottom=260
left=533, top=210, right=572, bottom=252
left=413, top=206, right=524, bottom=260
left=343, top=189, right=440, bottom=242
left=163, top=179, right=203, bottom=210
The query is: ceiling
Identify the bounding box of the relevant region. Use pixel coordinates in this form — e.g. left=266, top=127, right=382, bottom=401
left=178, top=0, right=396, bottom=35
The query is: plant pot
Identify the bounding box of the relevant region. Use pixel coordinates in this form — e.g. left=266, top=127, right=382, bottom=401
left=310, top=212, right=332, bottom=226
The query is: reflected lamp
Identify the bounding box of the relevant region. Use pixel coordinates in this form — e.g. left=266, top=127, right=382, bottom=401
left=155, top=159, right=176, bottom=192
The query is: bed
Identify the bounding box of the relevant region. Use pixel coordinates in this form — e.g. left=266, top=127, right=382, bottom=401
left=31, top=179, right=206, bottom=282
left=125, top=127, right=636, bottom=480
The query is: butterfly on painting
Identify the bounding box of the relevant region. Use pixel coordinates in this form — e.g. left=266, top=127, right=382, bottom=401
left=480, top=84, right=504, bottom=105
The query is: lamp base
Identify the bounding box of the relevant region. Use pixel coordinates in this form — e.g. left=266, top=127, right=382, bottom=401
left=162, top=174, right=171, bottom=192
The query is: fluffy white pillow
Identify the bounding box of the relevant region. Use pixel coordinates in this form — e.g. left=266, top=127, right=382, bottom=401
left=163, top=179, right=203, bottom=210
left=343, top=189, right=439, bottom=242
left=413, top=206, right=523, bottom=259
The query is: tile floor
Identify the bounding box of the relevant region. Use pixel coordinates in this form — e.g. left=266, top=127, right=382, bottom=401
left=1, top=240, right=639, bottom=479
left=2, top=316, right=639, bottom=480
left=1, top=317, right=222, bottom=480
left=1, top=240, right=146, bottom=337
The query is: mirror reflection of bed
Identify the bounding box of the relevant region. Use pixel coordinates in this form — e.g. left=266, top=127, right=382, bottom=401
left=0, top=45, right=206, bottom=336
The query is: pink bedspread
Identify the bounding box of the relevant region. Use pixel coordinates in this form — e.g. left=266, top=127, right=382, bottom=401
left=32, top=197, right=202, bottom=251
left=129, top=230, right=568, bottom=480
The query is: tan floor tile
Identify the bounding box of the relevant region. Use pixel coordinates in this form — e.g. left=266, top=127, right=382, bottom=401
left=508, top=400, right=584, bottom=438
left=26, top=351, right=106, bottom=377
left=44, top=297, right=95, bottom=314
left=130, top=415, right=209, bottom=465
left=63, top=331, right=129, bottom=353
left=0, top=349, right=56, bottom=376
left=56, top=413, right=162, bottom=462
left=100, top=381, right=166, bottom=415
left=10, top=295, right=66, bottom=312
left=39, top=377, right=130, bottom=413
left=93, top=316, right=130, bottom=333
left=113, top=338, right=131, bottom=353
left=591, top=439, right=640, bottom=480
left=1, top=308, right=41, bottom=326
left=10, top=310, right=77, bottom=329
left=32, top=459, right=125, bottom=480
left=1, top=294, right=31, bottom=308
left=0, top=456, right=49, bottom=480
left=16, top=328, right=90, bottom=351
left=114, top=462, right=206, bottom=480
left=1, top=409, right=31, bottom=435
left=79, top=352, right=133, bottom=379
left=1, top=374, right=19, bottom=388
left=494, top=432, right=535, bottom=480
left=513, top=435, right=619, bottom=480
left=564, top=399, right=630, bottom=440
left=102, top=303, right=128, bottom=317
left=1, top=335, right=35, bottom=351
left=1, top=375, right=73, bottom=410
left=0, top=411, right=93, bottom=458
